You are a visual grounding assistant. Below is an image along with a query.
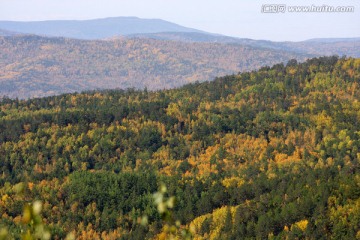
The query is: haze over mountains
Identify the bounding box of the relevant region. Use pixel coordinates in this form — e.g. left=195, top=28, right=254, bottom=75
left=0, top=17, right=204, bottom=39
left=0, top=17, right=359, bottom=99
left=128, top=32, right=360, bottom=57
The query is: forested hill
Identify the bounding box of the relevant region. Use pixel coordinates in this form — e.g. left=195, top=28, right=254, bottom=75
left=0, top=35, right=310, bottom=99
left=0, top=56, right=359, bottom=239
left=129, top=32, right=360, bottom=58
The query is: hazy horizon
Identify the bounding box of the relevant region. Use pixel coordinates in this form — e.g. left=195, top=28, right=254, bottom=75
left=0, top=0, right=359, bottom=41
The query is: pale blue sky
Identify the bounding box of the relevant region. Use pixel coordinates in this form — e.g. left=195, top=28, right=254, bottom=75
left=0, top=0, right=359, bottom=41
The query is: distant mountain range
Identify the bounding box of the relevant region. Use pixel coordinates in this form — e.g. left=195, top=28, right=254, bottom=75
left=128, top=32, right=360, bottom=57
left=0, top=17, right=358, bottom=58
left=1, top=17, right=359, bottom=45
left=0, top=17, right=204, bottom=39
left=304, top=37, right=360, bottom=43
left=0, top=17, right=359, bottom=99
left=0, top=28, right=20, bottom=36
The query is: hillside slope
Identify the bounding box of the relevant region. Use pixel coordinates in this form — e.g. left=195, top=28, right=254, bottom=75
left=129, top=32, right=360, bottom=57
left=0, top=56, right=359, bottom=239
left=0, top=35, right=310, bottom=99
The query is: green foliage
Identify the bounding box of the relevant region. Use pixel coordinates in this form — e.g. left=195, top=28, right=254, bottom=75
left=152, top=184, right=193, bottom=239
left=20, top=201, right=51, bottom=240
left=0, top=56, right=359, bottom=239
left=0, top=183, right=74, bottom=240
left=67, top=171, right=157, bottom=213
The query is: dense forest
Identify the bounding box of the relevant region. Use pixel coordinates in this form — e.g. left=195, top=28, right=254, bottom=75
left=0, top=35, right=310, bottom=99
left=0, top=56, right=359, bottom=239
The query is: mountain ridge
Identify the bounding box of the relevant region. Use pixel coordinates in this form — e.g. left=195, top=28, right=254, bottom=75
left=0, top=34, right=312, bottom=99
left=0, top=17, right=359, bottom=99
left=0, top=17, right=206, bottom=39
left=0, top=28, right=21, bottom=36
left=303, top=37, right=360, bottom=43
left=127, top=32, right=360, bottom=57
left=1, top=16, right=359, bottom=43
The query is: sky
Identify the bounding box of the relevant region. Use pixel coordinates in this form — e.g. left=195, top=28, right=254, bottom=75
left=0, top=0, right=359, bottom=41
